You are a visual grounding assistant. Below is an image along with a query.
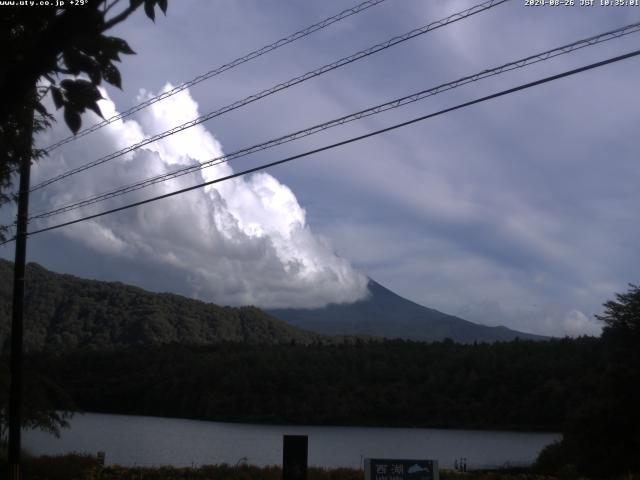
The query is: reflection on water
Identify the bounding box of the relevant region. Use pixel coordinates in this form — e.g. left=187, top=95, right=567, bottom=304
left=23, top=413, right=560, bottom=469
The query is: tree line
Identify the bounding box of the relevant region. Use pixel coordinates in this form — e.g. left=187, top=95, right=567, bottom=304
left=12, top=282, right=640, bottom=478
left=18, top=338, right=599, bottom=431
left=1, top=271, right=637, bottom=477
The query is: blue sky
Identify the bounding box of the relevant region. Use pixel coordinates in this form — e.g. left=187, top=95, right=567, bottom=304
left=2, top=0, right=639, bottom=336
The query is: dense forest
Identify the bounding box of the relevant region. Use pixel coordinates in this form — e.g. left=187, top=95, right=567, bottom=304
left=13, top=282, right=640, bottom=478
left=0, top=260, right=323, bottom=351
left=23, top=338, right=597, bottom=431
left=1, top=257, right=638, bottom=477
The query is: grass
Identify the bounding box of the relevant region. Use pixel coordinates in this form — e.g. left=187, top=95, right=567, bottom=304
left=2, top=454, right=640, bottom=480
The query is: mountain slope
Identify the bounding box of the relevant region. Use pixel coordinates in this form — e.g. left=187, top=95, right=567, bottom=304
left=269, top=279, right=547, bottom=342
left=0, top=259, right=322, bottom=351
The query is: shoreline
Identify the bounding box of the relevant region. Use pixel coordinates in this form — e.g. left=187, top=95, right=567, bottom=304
left=61, top=410, right=563, bottom=435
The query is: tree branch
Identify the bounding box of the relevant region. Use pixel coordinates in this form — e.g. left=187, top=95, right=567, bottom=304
left=102, top=0, right=143, bottom=31
left=36, top=85, right=51, bottom=102
left=103, top=0, right=121, bottom=16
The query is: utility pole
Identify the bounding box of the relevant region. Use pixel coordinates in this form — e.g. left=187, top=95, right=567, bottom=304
left=8, top=90, right=35, bottom=480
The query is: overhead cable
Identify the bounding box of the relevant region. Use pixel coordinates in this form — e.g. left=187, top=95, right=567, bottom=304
left=21, top=48, right=640, bottom=239
left=30, top=0, right=509, bottom=192
left=0, top=235, right=16, bottom=247
left=42, top=0, right=390, bottom=153
left=27, top=21, right=640, bottom=221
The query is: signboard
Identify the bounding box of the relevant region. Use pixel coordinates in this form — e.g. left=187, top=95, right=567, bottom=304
left=365, top=459, right=439, bottom=480
left=283, top=435, right=308, bottom=480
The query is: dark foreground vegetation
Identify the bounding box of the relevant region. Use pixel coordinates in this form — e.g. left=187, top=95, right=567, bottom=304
left=6, top=452, right=633, bottom=480
left=23, top=338, right=598, bottom=431
left=1, top=285, right=638, bottom=478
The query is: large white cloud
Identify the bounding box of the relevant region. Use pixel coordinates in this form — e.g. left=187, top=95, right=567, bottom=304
left=30, top=84, right=369, bottom=308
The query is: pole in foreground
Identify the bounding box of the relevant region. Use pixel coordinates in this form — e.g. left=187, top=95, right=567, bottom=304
left=8, top=93, right=35, bottom=480
left=283, top=435, right=308, bottom=480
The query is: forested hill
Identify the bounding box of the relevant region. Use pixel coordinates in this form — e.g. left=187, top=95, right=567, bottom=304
left=0, top=260, right=322, bottom=351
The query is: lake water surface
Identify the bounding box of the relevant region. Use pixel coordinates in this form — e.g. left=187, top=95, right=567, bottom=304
left=23, top=413, right=559, bottom=469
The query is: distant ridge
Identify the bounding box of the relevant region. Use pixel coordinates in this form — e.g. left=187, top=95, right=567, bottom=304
left=269, top=279, right=548, bottom=343
left=0, top=259, right=322, bottom=352
left=0, top=260, right=545, bottom=350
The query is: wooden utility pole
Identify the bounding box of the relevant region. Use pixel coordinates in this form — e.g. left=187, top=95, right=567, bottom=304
left=8, top=91, right=35, bottom=480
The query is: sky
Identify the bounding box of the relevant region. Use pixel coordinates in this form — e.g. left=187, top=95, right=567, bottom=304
left=2, top=0, right=640, bottom=337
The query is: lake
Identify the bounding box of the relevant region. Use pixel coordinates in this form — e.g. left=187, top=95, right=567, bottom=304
left=23, top=413, right=560, bottom=469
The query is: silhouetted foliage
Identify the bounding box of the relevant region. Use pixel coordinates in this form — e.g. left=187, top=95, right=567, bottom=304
left=597, top=283, right=640, bottom=336
left=19, top=453, right=100, bottom=480
left=0, top=259, right=612, bottom=434
left=3, top=260, right=639, bottom=477
left=0, top=359, right=75, bottom=441
left=0, top=0, right=169, bottom=240
left=535, top=284, right=640, bottom=477
left=18, top=338, right=599, bottom=432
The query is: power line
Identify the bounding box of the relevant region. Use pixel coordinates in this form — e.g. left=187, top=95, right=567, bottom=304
left=27, top=21, right=640, bottom=222
left=4, top=0, right=389, bottom=179
left=22, top=48, right=640, bottom=239
left=30, top=0, right=509, bottom=192
left=0, top=236, right=16, bottom=247
left=0, top=221, right=17, bottom=246
left=42, top=0, right=390, bottom=153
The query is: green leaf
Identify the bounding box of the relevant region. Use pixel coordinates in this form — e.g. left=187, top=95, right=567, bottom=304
left=60, top=81, right=104, bottom=125
left=64, top=107, right=82, bottom=134
left=34, top=102, right=49, bottom=117
left=86, top=101, right=104, bottom=119
left=93, top=35, right=129, bottom=63
left=60, top=79, right=75, bottom=90
left=102, top=64, right=122, bottom=89
left=63, top=49, right=101, bottom=84
left=157, top=0, right=168, bottom=14
left=77, top=34, right=101, bottom=57
left=65, top=79, right=102, bottom=102
left=51, top=87, right=64, bottom=109
left=87, top=67, right=102, bottom=85
left=62, top=52, right=81, bottom=75
left=144, top=0, right=156, bottom=21
left=106, top=36, right=136, bottom=55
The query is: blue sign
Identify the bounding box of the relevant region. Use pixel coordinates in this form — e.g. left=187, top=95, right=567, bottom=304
left=365, top=459, right=439, bottom=480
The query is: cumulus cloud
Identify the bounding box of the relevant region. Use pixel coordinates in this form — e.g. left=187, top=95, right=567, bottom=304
left=454, top=300, right=602, bottom=338
left=30, top=84, right=368, bottom=308
left=558, top=310, right=602, bottom=338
